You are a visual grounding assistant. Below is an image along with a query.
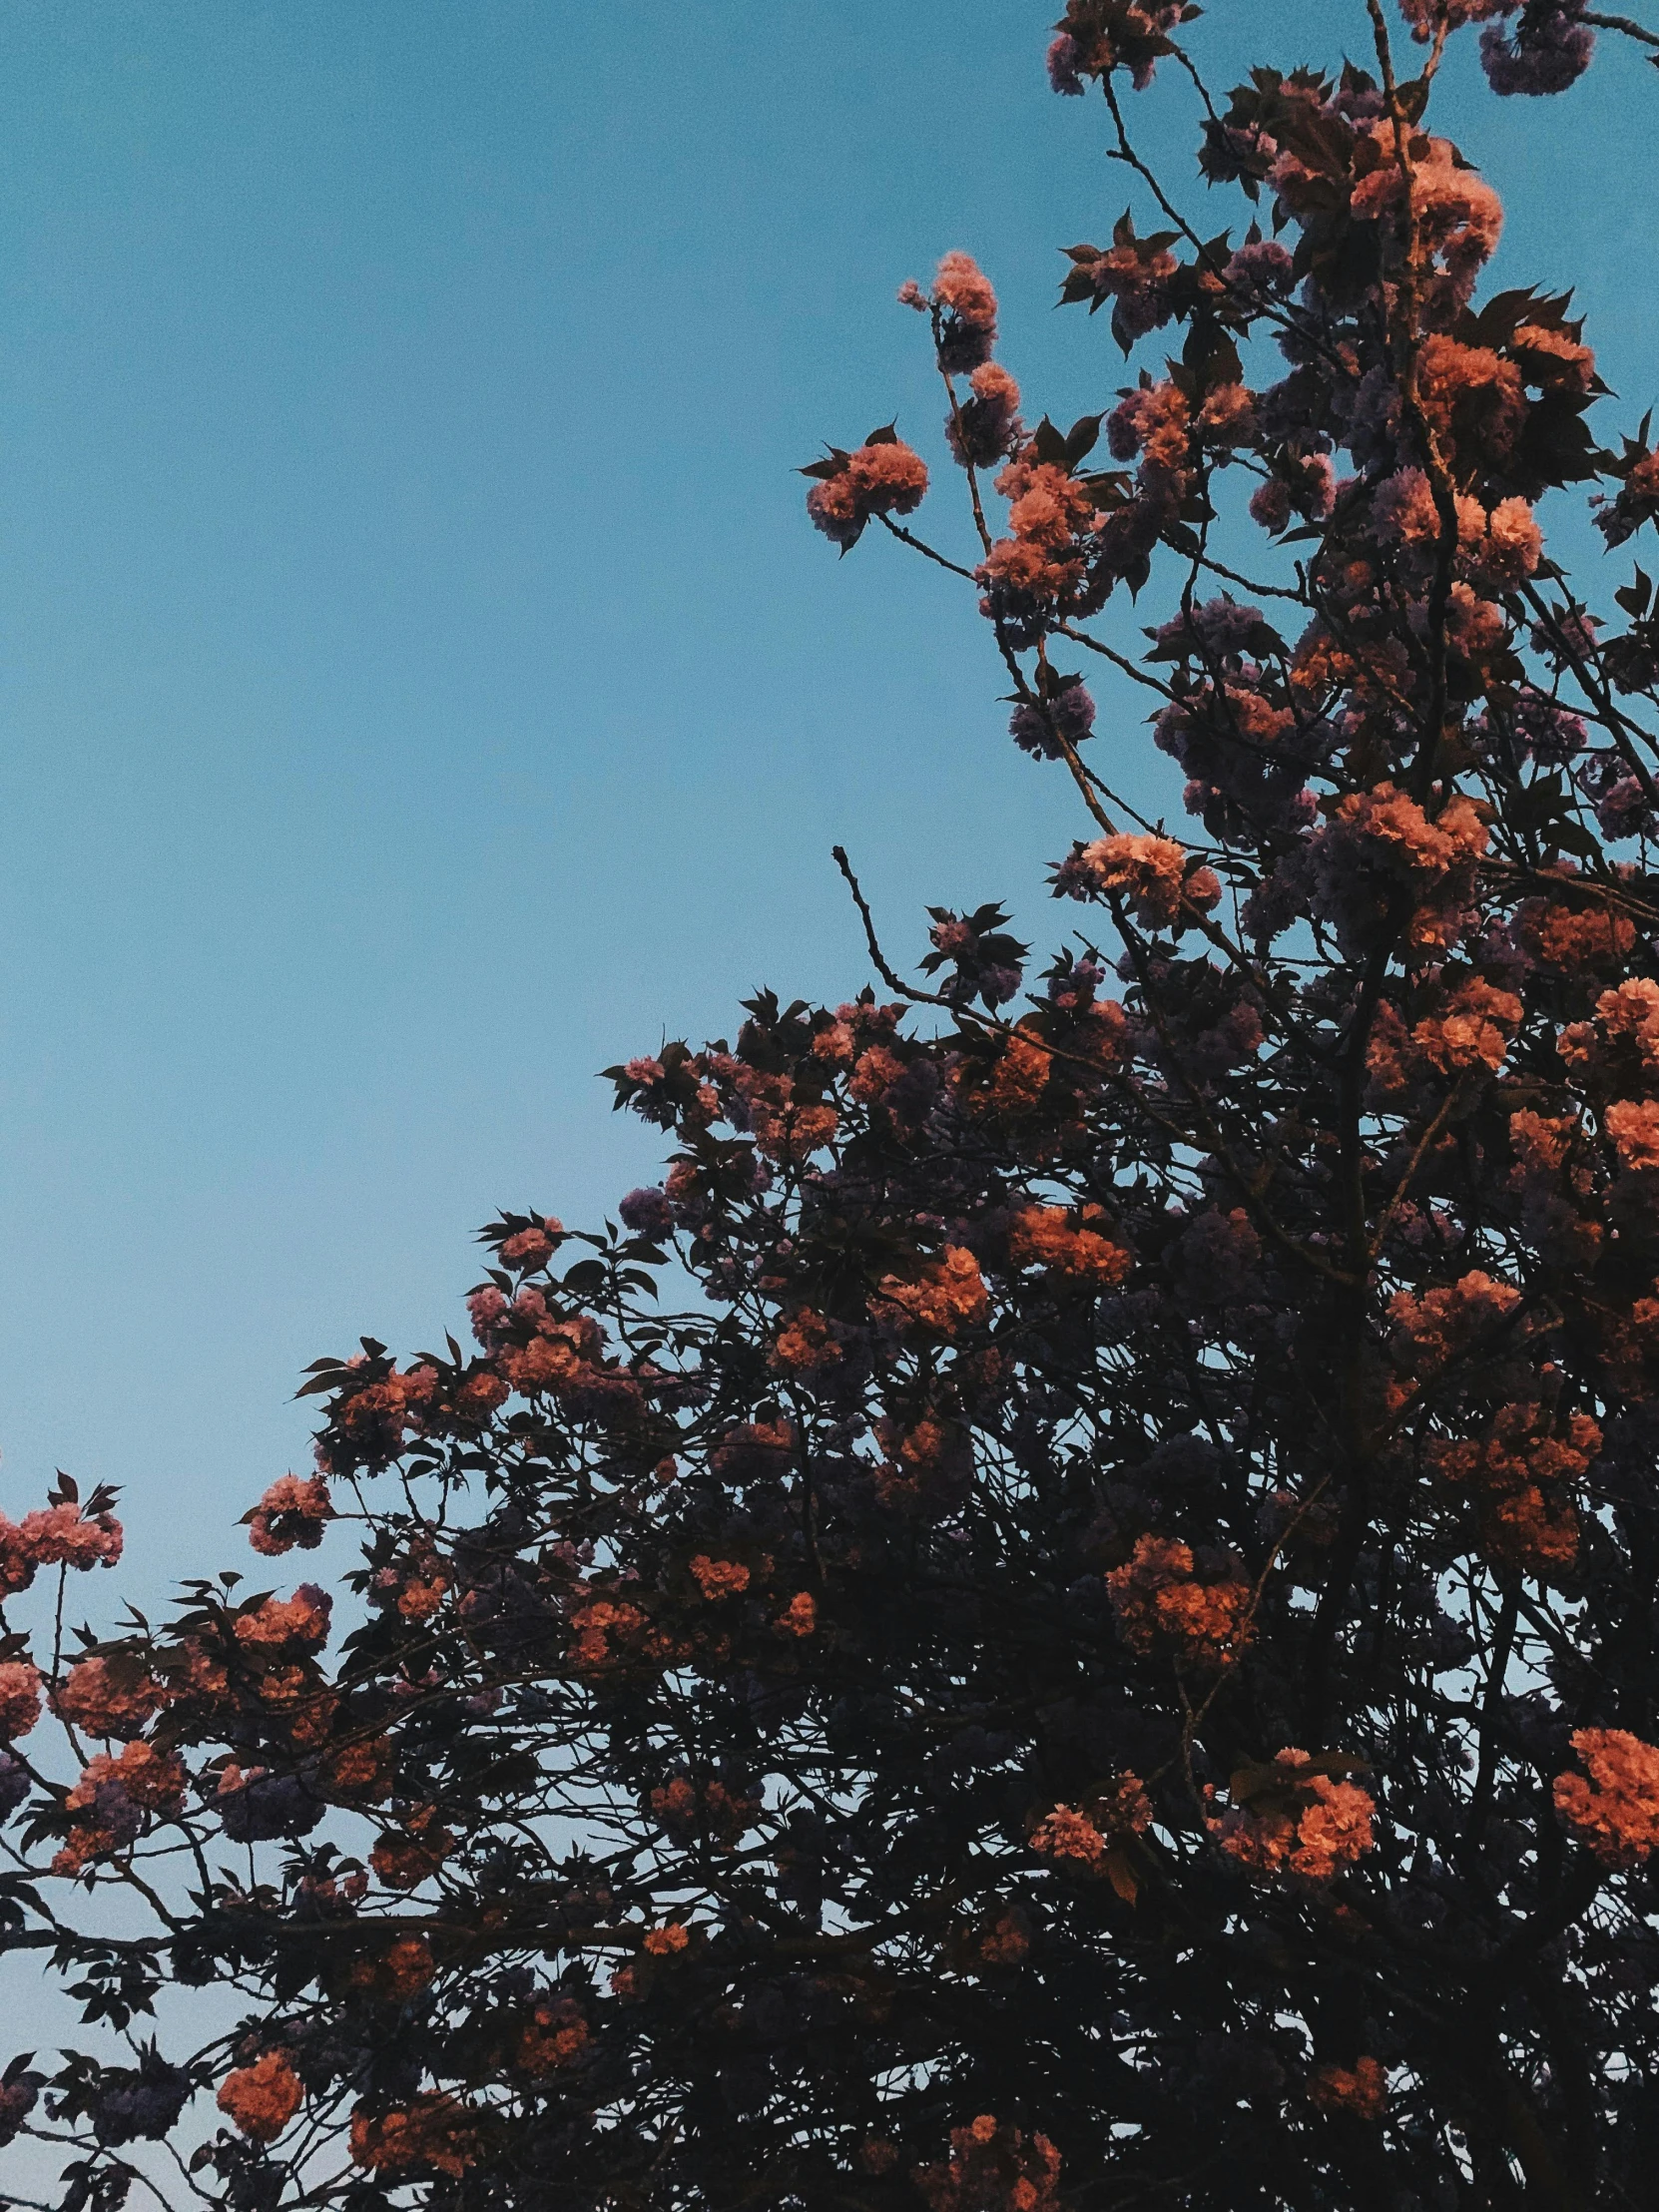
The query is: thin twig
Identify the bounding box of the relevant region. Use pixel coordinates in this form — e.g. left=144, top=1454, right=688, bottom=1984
left=830, top=847, right=953, bottom=1008
left=1053, top=620, right=1177, bottom=695
left=874, top=514, right=977, bottom=581
left=1585, top=11, right=1659, bottom=50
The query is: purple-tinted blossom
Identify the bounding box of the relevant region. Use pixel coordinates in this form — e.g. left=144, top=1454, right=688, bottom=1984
left=1166, top=1208, right=1262, bottom=1311
left=1516, top=689, right=1589, bottom=763
left=85, top=1778, right=146, bottom=1853
left=1048, top=955, right=1106, bottom=1008
left=1240, top=854, right=1311, bottom=943
left=1594, top=775, right=1653, bottom=841
left=1250, top=479, right=1293, bottom=533
left=0, top=2075, right=39, bottom=2146
left=619, top=1188, right=675, bottom=1240
left=1224, top=239, right=1295, bottom=306
left=1531, top=607, right=1601, bottom=671
left=1344, top=364, right=1405, bottom=473
left=1154, top=599, right=1271, bottom=663
left=1332, top=74, right=1386, bottom=122
left=0, top=1753, right=27, bottom=1822
left=1481, top=3, right=1594, bottom=95
left=1577, top=749, right=1656, bottom=841
left=1047, top=32, right=1085, bottom=94
left=1010, top=679, right=1097, bottom=760
left=217, top=1767, right=325, bottom=1844
left=90, top=2056, right=194, bottom=2147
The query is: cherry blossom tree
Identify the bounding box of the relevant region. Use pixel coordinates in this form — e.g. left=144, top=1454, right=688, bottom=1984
left=8, top=4, right=1659, bottom=2206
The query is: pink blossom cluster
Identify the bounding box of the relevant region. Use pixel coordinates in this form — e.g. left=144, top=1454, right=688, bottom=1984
left=0, top=1499, right=123, bottom=1595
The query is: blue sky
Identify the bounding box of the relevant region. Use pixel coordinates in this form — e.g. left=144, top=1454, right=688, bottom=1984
left=0, top=0, right=1654, bottom=1595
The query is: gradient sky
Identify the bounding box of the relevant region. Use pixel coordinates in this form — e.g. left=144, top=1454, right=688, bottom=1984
left=0, top=0, right=1655, bottom=1598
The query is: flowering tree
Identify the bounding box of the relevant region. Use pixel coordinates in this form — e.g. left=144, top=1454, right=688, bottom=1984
left=10, top=2, right=1659, bottom=2205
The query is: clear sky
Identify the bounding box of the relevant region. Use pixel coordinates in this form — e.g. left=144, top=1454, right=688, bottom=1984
left=0, top=0, right=1653, bottom=1595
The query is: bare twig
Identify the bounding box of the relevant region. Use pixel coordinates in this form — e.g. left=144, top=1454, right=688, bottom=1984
left=1585, top=11, right=1659, bottom=51
left=830, top=846, right=953, bottom=1008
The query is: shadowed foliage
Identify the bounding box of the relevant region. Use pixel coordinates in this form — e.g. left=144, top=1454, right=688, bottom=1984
left=8, top=4, right=1659, bottom=2206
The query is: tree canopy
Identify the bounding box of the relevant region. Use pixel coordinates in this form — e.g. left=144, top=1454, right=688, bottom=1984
left=8, top=4, right=1659, bottom=2207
